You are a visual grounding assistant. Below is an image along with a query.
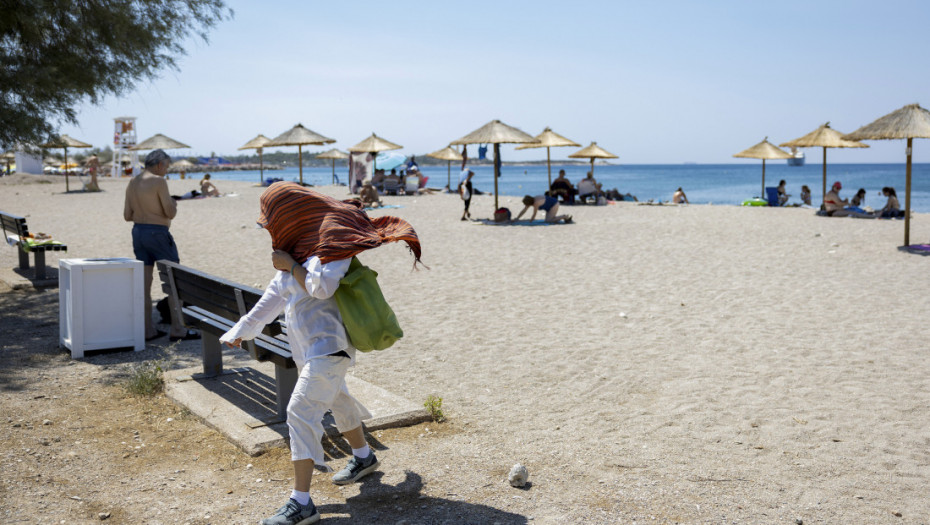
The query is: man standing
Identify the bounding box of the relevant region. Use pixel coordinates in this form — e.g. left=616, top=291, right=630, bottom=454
left=124, top=149, right=199, bottom=342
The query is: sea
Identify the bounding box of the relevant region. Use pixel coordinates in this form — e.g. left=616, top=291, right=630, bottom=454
left=197, top=162, right=930, bottom=213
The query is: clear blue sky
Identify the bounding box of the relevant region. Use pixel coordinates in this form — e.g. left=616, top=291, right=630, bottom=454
left=60, top=0, right=930, bottom=164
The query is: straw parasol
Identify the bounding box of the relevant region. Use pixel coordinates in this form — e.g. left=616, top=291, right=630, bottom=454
left=568, top=142, right=618, bottom=179
left=267, top=124, right=335, bottom=185
left=129, top=133, right=191, bottom=151
left=733, top=137, right=793, bottom=197
left=238, top=134, right=273, bottom=184
left=40, top=134, right=92, bottom=192
left=516, top=127, right=580, bottom=187
left=780, top=123, right=868, bottom=206
left=169, top=159, right=196, bottom=171
left=315, top=148, right=349, bottom=184
left=426, top=146, right=463, bottom=190
left=844, top=103, right=930, bottom=246
left=450, top=120, right=539, bottom=210
left=348, top=133, right=403, bottom=184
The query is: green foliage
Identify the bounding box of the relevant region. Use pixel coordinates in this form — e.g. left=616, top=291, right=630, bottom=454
left=0, top=0, right=231, bottom=149
left=424, top=395, right=446, bottom=423
left=124, top=360, right=165, bottom=397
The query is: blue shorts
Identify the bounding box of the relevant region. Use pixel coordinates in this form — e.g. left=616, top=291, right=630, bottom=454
left=132, top=224, right=179, bottom=266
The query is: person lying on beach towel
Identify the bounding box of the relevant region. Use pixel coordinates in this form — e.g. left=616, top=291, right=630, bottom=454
left=359, top=180, right=383, bottom=208
left=513, top=194, right=572, bottom=224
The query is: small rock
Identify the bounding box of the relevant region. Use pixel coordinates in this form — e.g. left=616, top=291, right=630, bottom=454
left=12, top=423, right=21, bottom=428
left=796, top=519, right=803, bottom=525
left=508, top=463, right=529, bottom=488
left=98, top=512, right=111, bottom=520
left=166, top=418, right=173, bottom=422
left=892, top=511, right=902, bottom=517
left=43, top=419, right=52, bottom=426
left=246, top=463, right=253, bottom=469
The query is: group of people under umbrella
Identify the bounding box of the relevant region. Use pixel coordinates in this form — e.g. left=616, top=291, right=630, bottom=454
left=734, top=103, right=930, bottom=246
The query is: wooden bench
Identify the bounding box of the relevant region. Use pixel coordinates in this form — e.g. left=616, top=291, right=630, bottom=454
left=1, top=211, right=68, bottom=280
left=156, top=259, right=297, bottom=421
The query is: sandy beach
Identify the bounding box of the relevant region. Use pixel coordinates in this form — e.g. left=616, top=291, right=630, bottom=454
left=1, top=175, right=929, bottom=524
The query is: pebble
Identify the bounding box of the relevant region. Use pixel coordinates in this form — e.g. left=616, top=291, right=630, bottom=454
left=43, top=419, right=52, bottom=425
left=98, top=512, right=110, bottom=520
left=796, top=519, right=803, bottom=525
left=246, top=463, right=253, bottom=469
left=508, top=463, right=529, bottom=488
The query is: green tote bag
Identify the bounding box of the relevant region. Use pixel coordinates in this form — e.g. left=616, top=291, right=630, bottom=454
left=333, top=257, right=403, bottom=351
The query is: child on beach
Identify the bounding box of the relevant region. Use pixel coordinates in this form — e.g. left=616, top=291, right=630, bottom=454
left=220, top=182, right=422, bottom=525
left=800, top=185, right=812, bottom=206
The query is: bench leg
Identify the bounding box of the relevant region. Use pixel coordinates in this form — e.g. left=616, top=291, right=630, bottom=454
left=18, top=247, right=29, bottom=270
left=34, top=250, right=46, bottom=280
left=274, top=365, right=298, bottom=420
left=201, top=333, right=223, bottom=377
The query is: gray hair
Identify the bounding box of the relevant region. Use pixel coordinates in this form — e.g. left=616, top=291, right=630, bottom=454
left=144, top=149, right=171, bottom=169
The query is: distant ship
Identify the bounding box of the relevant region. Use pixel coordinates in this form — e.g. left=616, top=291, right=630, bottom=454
left=787, top=147, right=805, bottom=166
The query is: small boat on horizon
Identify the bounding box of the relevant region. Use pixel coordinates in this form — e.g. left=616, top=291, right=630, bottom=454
left=787, top=147, right=805, bottom=166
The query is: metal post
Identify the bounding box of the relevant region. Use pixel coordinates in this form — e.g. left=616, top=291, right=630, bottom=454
left=904, top=138, right=913, bottom=246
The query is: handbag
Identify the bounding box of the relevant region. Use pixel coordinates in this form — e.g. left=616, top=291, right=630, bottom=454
left=333, top=257, right=403, bottom=351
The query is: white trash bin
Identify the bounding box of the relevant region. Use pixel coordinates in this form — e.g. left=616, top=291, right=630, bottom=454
left=59, top=258, right=145, bottom=358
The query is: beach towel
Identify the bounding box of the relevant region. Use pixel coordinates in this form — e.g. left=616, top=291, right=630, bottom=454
left=257, top=182, right=421, bottom=266
left=898, top=244, right=930, bottom=256
left=474, top=219, right=567, bottom=227
left=363, top=204, right=404, bottom=211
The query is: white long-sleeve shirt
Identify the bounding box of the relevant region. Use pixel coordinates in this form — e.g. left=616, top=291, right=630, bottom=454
left=220, top=256, right=354, bottom=370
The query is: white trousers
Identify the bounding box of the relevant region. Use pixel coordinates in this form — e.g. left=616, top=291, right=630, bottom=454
left=287, top=355, right=372, bottom=463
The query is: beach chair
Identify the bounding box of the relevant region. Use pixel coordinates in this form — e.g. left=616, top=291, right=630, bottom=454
left=404, top=178, right=419, bottom=195
left=765, top=187, right=779, bottom=207
left=383, top=177, right=400, bottom=195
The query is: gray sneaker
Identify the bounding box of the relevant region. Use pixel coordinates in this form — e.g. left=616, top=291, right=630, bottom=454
left=260, top=498, right=319, bottom=525
left=332, top=452, right=380, bottom=485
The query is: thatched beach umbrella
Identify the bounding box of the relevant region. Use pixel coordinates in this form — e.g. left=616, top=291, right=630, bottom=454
left=169, top=159, right=196, bottom=171
left=426, top=146, right=463, bottom=190
left=130, top=133, right=190, bottom=151
left=449, top=120, right=539, bottom=210
left=238, top=134, right=272, bottom=184
left=40, top=134, right=92, bottom=192
left=348, top=133, right=403, bottom=183
left=515, top=127, right=580, bottom=187
left=844, top=103, right=930, bottom=246
left=780, top=123, right=868, bottom=206
left=568, top=142, right=618, bottom=179
left=733, top=138, right=793, bottom=197
left=267, top=124, right=335, bottom=185
left=316, top=148, right=349, bottom=184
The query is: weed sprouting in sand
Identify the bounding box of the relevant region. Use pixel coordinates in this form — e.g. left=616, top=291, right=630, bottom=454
left=424, top=394, right=446, bottom=423
left=125, top=360, right=165, bottom=397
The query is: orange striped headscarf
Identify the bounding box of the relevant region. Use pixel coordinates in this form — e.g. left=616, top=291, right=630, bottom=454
left=257, top=182, right=422, bottom=266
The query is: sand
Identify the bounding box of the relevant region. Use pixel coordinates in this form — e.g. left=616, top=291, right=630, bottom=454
left=1, top=175, right=929, bottom=523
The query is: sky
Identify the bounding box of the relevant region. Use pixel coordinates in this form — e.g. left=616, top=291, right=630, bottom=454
left=59, top=0, right=930, bottom=164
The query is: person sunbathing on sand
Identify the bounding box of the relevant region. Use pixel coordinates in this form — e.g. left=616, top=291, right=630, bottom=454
left=200, top=173, right=220, bottom=197
left=359, top=180, right=382, bottom=208
left=672, top=187, right=689, bottom=204
left=513, top=194, right=572, bottom=224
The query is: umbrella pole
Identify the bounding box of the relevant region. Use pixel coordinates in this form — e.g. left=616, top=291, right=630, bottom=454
left=590, top=157, right=595, bottom=178
left=64, top=146, right=69, bottom=192
left=259, top=149, right=264, bottom=185
left=298, top=145, right=303, bottom=185
left=493, top=143, right=501, bottom=211
left=332, top=159, right=336, bottom=184
left=761, top=159, right=766, bottom=198
left=447, top=161, right=451, bottom=190
left=547, top=147, right=552, bottom=188
left=821, top=147, right=827, bottom=208
left=905, top=138, right=913, bottom=246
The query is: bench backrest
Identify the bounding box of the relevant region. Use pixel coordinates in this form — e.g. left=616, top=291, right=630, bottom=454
left=0, top=211, right=28, bottom=239
left=156, top=260, right=282, bottom=338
